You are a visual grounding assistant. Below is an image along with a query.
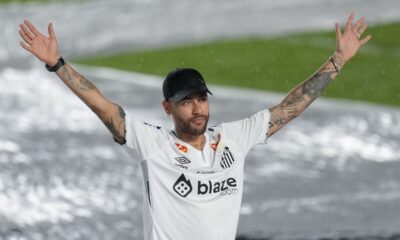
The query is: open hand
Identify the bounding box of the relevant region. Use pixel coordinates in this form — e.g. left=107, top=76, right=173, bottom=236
left=19, top=20, right=60, bottom=66
left=335, top=13, right=371, bottom=64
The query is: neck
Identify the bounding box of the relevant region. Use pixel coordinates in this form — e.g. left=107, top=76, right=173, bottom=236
left=174, top=129, right=206, bottom=151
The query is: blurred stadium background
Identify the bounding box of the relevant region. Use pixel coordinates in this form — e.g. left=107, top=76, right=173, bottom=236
left=1, top=0, right=400, bottom=239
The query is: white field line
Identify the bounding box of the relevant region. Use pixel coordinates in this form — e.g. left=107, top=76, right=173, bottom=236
left=73, top=64, right=400, bottom=114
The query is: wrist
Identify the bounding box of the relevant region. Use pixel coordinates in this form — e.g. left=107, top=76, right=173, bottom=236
left=46, top=56, right=60, bottom=67
left=329, top=53, right=343, bottom=74
left=45, top=56, right=65, bottom=72
left=332, top=52, right=346, bottom=67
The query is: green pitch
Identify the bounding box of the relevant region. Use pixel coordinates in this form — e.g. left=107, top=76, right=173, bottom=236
left=75, top=22, right=400, bottom=107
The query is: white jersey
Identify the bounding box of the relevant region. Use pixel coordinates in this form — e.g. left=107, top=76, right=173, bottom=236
left=122, top=109, right=270, bottom=240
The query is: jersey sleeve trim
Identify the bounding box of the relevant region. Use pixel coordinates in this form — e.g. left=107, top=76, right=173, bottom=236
left=259, top=109, right=271, bottom=145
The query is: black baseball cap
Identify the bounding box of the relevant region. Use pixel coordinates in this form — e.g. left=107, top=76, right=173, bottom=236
left=162, top=68, right=212, bottom=102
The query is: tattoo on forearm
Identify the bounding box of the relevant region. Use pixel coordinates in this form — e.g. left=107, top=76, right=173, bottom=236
left=78, top=76, right=96, bottom=91
left=302, top=71, right=335, bottom=98
left=269, top=61, right=338, bottom=133
left=59, top=66, right=73, bottom=82
left=59, top=65, right=96, bottom=91
left=57, top=65, right=125, bottom=143
left=286, top=65, right=336, bottom=111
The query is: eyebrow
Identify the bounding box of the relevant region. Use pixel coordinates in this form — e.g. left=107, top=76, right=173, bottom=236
left=180, top=92, right=207, bottom=102
left=180, top=96, right=191, bottom=101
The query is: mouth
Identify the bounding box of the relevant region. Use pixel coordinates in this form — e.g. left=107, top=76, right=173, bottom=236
left=191, top=117, right=206, bottom=126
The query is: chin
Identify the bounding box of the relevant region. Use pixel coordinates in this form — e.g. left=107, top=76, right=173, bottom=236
left=190, top=125, right=207, bottom=136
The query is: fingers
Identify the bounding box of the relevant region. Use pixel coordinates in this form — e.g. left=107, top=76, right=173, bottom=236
left=48, top=23, right=56, bottom=40
left=335, top=22, right=342, bottom=40
left=23, top=19, right=40, bottom=36
left=345, top=13, right=354, bottom=32
left=353, top=17, right=364, bottom=32
left=19, top=41, right=32, bottom=53
left=18, top=20, right=38, bottom=52
left=353, top=16, right=369, bottom=41
left=47, top=23, right=56, bottom=40
left=19, top=29, right=32, bottom=45
left=358, top=22, right=368, bottom=35
left=360, top=35, right=372, bottom=45
left=342, top=14, right=370, bottom=42
left=19, top=23, right=35, bottom=39
left=335, top=22, right=342, bottom=50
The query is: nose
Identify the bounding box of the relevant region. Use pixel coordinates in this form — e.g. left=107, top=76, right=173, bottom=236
left=192, top=99, right=202, bottom=115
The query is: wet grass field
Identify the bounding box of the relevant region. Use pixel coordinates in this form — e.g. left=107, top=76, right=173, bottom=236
left=75, top=22, right=400, bottom=107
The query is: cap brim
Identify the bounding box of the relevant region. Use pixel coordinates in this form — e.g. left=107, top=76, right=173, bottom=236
left=168, top=88, right=212, bottom=102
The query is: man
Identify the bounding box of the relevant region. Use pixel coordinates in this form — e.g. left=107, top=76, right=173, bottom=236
left=19, top=14, right=370, bottom=240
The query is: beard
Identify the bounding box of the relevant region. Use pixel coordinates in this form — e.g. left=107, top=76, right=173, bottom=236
left=175, top=114, right=209, bottom=136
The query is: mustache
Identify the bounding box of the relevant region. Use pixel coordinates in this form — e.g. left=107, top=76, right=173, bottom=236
left=189, top=115, right=208, bottom=121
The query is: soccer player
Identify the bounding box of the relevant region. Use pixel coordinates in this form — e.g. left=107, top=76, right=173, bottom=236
left=19, top=14, right=370, bottom=240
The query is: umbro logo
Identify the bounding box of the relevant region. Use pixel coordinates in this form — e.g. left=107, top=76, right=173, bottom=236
left=175, top=157, right=191, bottom=165
left=174, top=157, right=191, bottom=170
left=173, top=174, right=193, bottom=197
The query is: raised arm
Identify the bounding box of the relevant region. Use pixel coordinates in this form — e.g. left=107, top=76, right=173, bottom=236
left=19, top=20, right=126, bottom=144
left=267, top=14, right=371, bottom=138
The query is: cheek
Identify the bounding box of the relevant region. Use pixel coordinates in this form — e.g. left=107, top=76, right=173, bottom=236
left=172, top=106, right=191, bottom=120
left=201, top=102, right=210, bottom=115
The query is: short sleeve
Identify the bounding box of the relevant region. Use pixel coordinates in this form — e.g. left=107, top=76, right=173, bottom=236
left=122, top=111, right=166, bottom=163
left=222, top=109, right=270, bottom=155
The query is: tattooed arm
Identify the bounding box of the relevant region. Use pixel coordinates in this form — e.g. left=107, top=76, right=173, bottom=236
left=56, top=64, right=126, bottom=144
left=19, top=20, right=126, bottom=143
left=267, top=14, right=371, bottom=138
left=267, top=56, right=341, bottom=137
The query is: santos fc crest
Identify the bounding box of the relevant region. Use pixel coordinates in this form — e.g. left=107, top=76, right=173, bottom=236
left=220, top=147, right=235, bottom=169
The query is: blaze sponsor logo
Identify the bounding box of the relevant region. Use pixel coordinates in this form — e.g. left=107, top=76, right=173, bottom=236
left=220, top=146, right=235, bottom=169
left=175, top=143, right=188, bottom=153
left=173, top=174, right=193, bottom=197
left=174, top=157, right=191, bottom=170
left=197, top=178, right=238, bottom=196
left=173, top=174, right=238, bottom=197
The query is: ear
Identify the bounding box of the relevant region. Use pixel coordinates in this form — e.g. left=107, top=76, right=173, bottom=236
left=162, top=100, right=171, bottom=115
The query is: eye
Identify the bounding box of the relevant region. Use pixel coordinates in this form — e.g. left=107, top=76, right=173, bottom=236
left=200, top=96, right=207, bottom=102
left=181, top=100, right=191, bottom=106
